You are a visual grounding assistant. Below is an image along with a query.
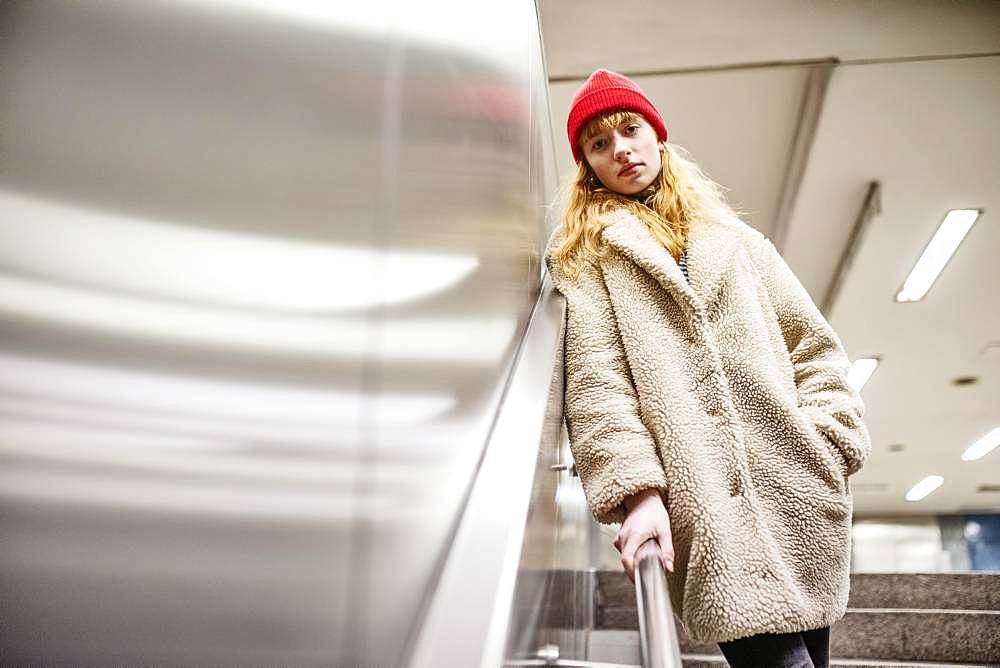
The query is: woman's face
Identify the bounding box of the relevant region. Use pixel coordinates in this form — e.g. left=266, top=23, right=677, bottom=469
left=581, top=114, right=662, bottom=195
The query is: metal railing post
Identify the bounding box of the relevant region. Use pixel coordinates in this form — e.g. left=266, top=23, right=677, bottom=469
left=633, top=539, right=683, bottom=668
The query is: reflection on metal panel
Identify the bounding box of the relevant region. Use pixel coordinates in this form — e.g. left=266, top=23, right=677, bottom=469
left=0, top=1, right=554, bottom=665
left=408, top=275, right=566, bottom=668
left=501, top=6, right=572, bottom=663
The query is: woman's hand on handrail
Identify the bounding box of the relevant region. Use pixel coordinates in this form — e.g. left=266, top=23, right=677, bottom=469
left=614, top=488, right=675, bottom=584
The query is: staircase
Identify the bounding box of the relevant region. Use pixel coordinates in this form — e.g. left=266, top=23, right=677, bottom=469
left=582, top=571, right=1000, bottom=667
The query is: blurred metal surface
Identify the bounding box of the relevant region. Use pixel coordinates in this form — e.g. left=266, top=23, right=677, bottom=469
left=0, top=0, right=556, bottom=665
left=408, top=274, right=565, bottom=667
left=635, top=540, right=684, bottom=668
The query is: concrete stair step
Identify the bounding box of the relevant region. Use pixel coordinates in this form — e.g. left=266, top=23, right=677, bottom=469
left=592, top=609, right=1000, bottom=664
left=588, top=631, right=999, bottom=668
left=534, top=571, right=1000, bottom=664
left=832, top=609, right=1000, bottom=664
left=682, top=654, right=997, bottom=667
left=591, top=571, right=1000, bottom=663
left=594, top=572, right=1000, bottom=612
left=848, top=574, right=1000, bottom=611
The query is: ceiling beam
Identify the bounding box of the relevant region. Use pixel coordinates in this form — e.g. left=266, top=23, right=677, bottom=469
left=822, top=180, right=882, bottom=318
left=771, top=58, right=837, bottom=253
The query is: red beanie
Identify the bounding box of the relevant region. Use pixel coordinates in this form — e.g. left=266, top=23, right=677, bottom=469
left=566, top=69, right=668, bottom=163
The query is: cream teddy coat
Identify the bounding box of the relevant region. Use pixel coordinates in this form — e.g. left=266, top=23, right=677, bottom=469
left=543, top=207, right=872, bottom=644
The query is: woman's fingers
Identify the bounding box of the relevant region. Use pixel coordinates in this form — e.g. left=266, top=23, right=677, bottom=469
left=659, top=516, right=675, bottom=572
left=620, top=530, right=675, bottom=579
left=621, top=529, right=655, bottom=581
left=661, top=546, right=675, bottom=573
left=616, top=493, right=674, bottom=582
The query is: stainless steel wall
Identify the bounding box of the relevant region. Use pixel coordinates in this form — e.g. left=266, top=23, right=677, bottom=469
left=0, top=1, right=559, bottom=664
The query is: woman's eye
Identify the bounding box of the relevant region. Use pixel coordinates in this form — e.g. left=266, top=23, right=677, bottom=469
left=592, top=140, right=604, bottom=150
left=625, top=125, right=638, bottom=134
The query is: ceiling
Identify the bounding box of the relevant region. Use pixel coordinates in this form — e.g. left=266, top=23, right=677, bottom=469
left=539, top=0, right=1000, bottom=515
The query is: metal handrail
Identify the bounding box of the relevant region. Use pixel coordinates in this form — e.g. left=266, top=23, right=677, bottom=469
left=633, top=539, right=684, bottom=668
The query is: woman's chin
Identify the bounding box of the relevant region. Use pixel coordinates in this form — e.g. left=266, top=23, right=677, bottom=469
left=615, top=182, right=649, bottom=196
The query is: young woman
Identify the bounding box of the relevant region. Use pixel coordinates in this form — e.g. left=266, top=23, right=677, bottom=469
left=544, top=69, right=872, bottom=667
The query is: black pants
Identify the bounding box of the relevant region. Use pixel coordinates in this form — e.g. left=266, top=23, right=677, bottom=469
left=717, top=626, right=830, bottom=668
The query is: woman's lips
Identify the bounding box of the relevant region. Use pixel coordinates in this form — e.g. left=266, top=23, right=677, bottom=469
left=619, top=163, right=641, bottom=176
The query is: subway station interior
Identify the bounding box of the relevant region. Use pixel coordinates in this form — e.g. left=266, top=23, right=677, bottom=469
left=1, top=1, right=999, bottom=666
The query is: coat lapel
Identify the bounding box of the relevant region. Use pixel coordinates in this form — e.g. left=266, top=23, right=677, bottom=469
left=600, top=207, right=742, bottom=316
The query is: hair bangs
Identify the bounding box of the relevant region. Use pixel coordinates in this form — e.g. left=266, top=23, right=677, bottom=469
left=578, top=109, right=644, bottom=147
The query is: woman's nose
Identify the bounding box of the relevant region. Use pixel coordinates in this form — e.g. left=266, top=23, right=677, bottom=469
left=613, top=140, right=631, bottom=161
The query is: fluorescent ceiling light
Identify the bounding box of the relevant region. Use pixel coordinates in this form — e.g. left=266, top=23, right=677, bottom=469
left=896, top=209, right=981, bottom=303
left=961, top=427, right=1000, bottom=461
left=847, top=356, right=880, bottom=392
left=904, top=475, right=944, bottom=502
left=0, top=189, right=478, bottom=311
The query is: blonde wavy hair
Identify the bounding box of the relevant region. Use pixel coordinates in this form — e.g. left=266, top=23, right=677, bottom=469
left=550, top=109, right=747, bottom=280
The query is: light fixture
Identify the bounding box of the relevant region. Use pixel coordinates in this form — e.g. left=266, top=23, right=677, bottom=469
left=904, top=475, right=944, bottom=502
left=961, top=427, right=1000, bottom=461
left=847, top=356, right=880, bottom=392
left=895, top=208, right=982, bottom=302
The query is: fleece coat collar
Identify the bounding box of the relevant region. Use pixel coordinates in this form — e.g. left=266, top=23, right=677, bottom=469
left=601, top=206, right=742, bottom=316
left=543, top=207, right=872, bottom=644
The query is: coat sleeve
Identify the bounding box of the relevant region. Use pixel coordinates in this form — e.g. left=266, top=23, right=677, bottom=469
left=749, top=234, right=872, bottom=477
left=545, top=248, right=669, bottom=525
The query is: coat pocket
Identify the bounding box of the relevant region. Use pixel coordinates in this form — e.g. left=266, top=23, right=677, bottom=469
left=785, top=399, right=848, bottom=498
left=806, top=420, right=849, bottom=496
